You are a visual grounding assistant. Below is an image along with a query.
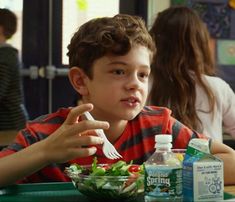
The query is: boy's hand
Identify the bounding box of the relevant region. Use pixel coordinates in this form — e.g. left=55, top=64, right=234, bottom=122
left=41, top=103, right=109, bottom=164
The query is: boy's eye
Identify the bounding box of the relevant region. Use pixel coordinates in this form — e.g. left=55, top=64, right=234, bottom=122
left=113, top=69, right=125, bottom=75
left=139, top=72, right=149, bottom=79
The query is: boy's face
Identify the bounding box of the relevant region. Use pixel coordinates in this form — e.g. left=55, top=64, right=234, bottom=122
left=74, top=45, right=151, bottom=122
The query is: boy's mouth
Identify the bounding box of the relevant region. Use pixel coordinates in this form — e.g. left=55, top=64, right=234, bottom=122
left=121, top=96, right=140, bottom=106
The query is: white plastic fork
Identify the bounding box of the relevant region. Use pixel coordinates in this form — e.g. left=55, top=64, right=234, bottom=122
left=83, top=111, right=122, bottom=159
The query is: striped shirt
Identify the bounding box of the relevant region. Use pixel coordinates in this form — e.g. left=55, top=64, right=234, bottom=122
left=0, top=43, right=28, bottom=130
left=0, top=106, right=206, bottom=183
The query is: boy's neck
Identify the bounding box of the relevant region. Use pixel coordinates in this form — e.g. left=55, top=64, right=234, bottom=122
left=105, top=120, right=127, bottom=143
left=80, top=108, right=127, bottom=143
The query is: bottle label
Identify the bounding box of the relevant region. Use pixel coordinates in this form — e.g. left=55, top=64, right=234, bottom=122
left=144, top=165, right=182, bottom=198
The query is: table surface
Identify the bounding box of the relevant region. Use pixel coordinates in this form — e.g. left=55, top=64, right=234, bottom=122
left=0, top=182, right=234, bottom=202
left=225, top=185, right=235, bottom=195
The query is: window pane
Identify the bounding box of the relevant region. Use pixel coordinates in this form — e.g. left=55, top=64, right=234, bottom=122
left=62, top=0, right=119, bottom=65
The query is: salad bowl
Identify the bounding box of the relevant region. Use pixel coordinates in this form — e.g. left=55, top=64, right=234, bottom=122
left=65, top=159, right=144, bottom=200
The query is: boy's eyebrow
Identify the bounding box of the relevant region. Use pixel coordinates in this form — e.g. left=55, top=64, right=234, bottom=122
left=107, top=61, right=129, bottom=66
left=107, top=61, right=150, bottom=68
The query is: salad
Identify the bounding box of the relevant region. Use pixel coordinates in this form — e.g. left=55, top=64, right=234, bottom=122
left=65, top=158, right=144, bottom=199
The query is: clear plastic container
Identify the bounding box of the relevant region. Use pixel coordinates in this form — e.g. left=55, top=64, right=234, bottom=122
left=144, top=134, right=183, bottom=202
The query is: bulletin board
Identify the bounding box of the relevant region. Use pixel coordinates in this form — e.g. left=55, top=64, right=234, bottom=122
left=171, top=0, right=235, bottom=91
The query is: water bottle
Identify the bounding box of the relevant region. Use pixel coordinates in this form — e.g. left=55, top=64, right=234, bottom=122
left=144, top=134, right=182, bottom=202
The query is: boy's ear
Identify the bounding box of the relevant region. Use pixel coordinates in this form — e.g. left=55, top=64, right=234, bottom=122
left=68, top=67, right=89, bottom=96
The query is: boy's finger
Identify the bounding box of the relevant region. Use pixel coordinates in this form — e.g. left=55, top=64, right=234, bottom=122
left=64, top=103, right=93, bottom=125
left=67, top=120, right=109, bottom=136
left=69, top=135, right=104, bottom=147
left=73, top=147, right=98, bottom=157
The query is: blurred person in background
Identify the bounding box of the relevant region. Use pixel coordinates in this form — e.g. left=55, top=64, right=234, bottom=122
left=0, top=8, right=28, bottom=148
left=148, top=6, right=235, bottom=143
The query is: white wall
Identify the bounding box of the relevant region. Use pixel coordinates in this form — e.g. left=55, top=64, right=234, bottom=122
left=147, top=0, right=170, bottom=29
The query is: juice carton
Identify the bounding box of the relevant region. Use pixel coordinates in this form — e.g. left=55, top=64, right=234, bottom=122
left=183, top=139, right=224, bottom=201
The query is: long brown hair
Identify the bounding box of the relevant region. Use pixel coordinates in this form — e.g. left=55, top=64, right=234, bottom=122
left=148, top=6, right=216, bottom=131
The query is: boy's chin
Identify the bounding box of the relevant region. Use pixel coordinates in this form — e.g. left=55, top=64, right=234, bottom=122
left=123, top=111, right=141, bottom=120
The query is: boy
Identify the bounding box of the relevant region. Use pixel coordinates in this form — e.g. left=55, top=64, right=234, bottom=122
left=0, top=14, right=234, bottom=186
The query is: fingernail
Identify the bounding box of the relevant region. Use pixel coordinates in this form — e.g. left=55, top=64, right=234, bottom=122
left=91, top=147, right=97, bottom=153
left=99, top=138, right=104, bottom=144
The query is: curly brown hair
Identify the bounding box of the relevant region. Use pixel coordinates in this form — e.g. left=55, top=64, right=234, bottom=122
left=148, top=6, right=216, bottom=131
left=0, top=8, right=17, bottom=39
left=67, top=14, right=155, bottom=78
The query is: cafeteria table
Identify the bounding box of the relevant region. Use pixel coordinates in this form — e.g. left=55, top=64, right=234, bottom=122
left=0, top=182, right=234, bottom=202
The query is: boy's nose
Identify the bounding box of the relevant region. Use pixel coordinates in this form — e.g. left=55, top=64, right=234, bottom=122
left=125, top=74, right=141, bottom=90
